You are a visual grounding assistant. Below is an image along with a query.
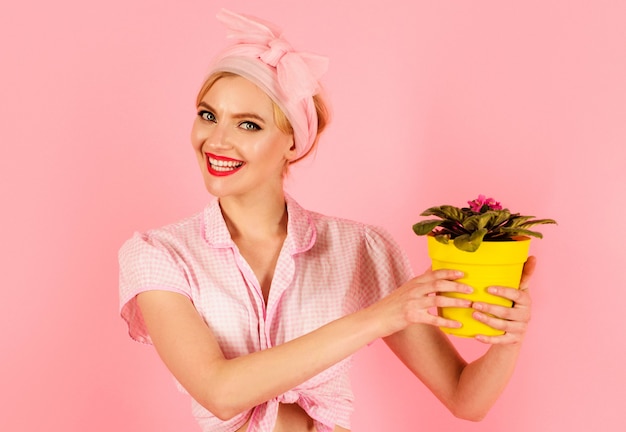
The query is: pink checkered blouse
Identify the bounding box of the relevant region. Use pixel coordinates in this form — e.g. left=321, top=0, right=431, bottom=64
left=119, top=195, right=413, bottom=432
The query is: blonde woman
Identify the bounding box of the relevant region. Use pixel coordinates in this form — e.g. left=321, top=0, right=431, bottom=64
left=119, top=9, right=534, bottom=432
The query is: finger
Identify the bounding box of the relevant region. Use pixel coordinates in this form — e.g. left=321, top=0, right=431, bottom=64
left=414, top=268, right=465, bottom=284
left=471, top=311, right=528, bottom=339
left=485, top=285, right=532, bottom=307
left=415, top=279, right=473, bottom=296
left=429, top=295, right=473, bottom=310
left=519, top=255, right=537, bottom=291
left=474, top=332, right=523, bottom=345
left=403, top=302, right=466, bottom=329
left=425, top=311, right=464, bottom=330
left=472, top=301, right=531, bottom=323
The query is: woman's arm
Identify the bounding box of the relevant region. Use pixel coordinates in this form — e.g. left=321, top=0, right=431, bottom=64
left=136, top=268, right=471, bottom=420
left=384, top=256, right=536, bottom=421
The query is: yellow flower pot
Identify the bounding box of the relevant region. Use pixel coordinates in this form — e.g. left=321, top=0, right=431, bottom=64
left=427, top=235, right=531, bottom=338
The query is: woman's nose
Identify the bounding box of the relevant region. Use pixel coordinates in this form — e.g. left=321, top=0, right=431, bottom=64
left=206, top=123, right=232, bottom=150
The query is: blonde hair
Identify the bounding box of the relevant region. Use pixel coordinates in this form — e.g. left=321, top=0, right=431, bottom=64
left=195, top=72, right=330, bottom=164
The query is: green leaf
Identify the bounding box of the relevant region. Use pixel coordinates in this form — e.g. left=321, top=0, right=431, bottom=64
left=412, top=220, right=443, bottom=236
left=506, top=215, right=535, bottom=228
left=499, top=227, right=544, bottom=238
left=434, top=234, right=451, bottom=244
left=421, top=205, right=465, bottom=222
left=519, top=218, right=558, bottom=228
left=461, top=215, right=480, bottom=231
left=470, top=228, right=488, bottom=242
left=453, top=234, right=472, bottom=251
left=463, top=212, right=497, bottom=231
left=420, top=206, right=444, bottom=218
left=453, top=229, right=488, bottom=252
left=440, top=220, right=468, bottom=236
left=491, top=210, right=512, bottom=226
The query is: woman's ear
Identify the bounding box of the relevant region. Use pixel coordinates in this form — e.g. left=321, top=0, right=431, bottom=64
left=284, top=137, right=297, bottom=161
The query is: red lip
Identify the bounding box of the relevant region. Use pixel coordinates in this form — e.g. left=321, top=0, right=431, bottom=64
left=206, top=152, right=244, bottom=177
left=206, top=153, right=241, bottom=162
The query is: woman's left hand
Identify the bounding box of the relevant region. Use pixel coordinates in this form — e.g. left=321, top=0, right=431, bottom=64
left=471, top=256, right=537, bottom=345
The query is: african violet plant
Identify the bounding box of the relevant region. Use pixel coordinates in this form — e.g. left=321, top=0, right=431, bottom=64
left=412, top=195, right=557, bottom=252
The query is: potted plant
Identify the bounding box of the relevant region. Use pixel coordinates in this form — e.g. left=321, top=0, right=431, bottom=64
left=412, top=195, right=556, bottom=337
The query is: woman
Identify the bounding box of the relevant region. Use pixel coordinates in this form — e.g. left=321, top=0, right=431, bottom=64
left=119, top=9, right=535, bottom=432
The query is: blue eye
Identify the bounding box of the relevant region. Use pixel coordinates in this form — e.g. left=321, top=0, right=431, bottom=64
left=240, top=121, right=261, bottom=131
left=199, top=110, right=216, bottom=122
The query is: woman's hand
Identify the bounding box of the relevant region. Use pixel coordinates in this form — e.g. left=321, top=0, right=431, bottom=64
left=383, top=258, right=538, bottom=420
left=471, top=256, right=537, bottom=344
left=369, top=268, right=474, bottom=338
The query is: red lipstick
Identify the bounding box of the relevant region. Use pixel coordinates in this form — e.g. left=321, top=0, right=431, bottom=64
left=206, top=153, right=245, bottom=177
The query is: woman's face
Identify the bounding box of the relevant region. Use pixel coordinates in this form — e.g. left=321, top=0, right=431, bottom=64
left=191, top=75, right=295, bottom=200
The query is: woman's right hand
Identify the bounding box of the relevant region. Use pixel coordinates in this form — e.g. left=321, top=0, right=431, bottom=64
left=367, top=269, right=474, bottom=338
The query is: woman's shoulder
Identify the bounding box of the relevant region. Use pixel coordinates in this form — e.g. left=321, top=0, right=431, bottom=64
left=306, top=207, right=389, bottom=236
left=120, top=208, right=207, bottom=256
left=303, top=206, right=398, bottom=251
left=286, top=194, right=387, bottom=236
left=153, top=210, right=206, bottom=238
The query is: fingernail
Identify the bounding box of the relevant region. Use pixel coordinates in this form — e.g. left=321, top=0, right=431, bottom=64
left=487, top=287, right=497, bottom=294
left=473, top=302, right=484, bottom=311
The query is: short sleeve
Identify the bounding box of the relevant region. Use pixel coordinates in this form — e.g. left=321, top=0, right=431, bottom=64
left=359, top=226, right=414, bottom=309
left=118, top=232, right=192, bottom=344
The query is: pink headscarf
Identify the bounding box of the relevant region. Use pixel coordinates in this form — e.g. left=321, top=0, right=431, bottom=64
left=206, top=9, right=329, bottom=160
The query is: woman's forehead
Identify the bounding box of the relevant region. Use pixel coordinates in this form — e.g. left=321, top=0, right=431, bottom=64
left=202, top=75, right=274, bottom=113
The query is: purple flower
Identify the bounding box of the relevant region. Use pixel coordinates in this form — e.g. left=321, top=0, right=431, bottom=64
left=468, top=194, right=503, bottom=213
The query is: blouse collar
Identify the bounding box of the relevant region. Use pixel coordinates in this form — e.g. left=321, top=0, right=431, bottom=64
left=202, top=193, right=316, bottom=255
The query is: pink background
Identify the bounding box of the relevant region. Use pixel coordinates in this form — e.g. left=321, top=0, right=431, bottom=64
left=2, top=1, right=625, bottom=431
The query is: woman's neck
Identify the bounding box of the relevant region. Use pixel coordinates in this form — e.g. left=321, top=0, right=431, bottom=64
left=219, top=190, right=288, bottom=242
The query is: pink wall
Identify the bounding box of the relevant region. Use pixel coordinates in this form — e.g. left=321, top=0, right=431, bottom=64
left=2, top=1, right=625, bottom=431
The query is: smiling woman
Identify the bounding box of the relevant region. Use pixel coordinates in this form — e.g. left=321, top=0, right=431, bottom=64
left=118, top=8, right=537, bottom=432
left=190, top=75, right=297, bottom=198
left=194, top=70, right=329, bottom=168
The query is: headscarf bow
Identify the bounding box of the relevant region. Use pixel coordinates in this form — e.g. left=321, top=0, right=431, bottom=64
left=205, top=9, right=329, bottom=160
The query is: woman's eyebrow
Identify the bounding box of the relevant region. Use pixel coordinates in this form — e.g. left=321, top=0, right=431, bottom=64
left=197, top=101, right=266, bottom=123
left=197, top=101, right=214, bottom=111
